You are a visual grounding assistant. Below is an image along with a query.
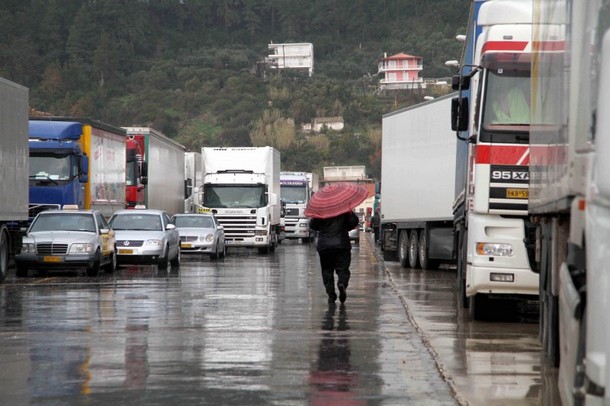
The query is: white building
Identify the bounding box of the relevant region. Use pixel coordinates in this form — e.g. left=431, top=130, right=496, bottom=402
left=267, top=42, right=314, bottom=76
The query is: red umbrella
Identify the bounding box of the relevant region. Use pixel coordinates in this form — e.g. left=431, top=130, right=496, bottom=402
left=304, top=183, right=369, bottom=219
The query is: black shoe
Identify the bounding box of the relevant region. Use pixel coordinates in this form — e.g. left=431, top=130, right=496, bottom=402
left=338, top=284, right=346, bottom=303
left=328, top=293, right=337, bottom=304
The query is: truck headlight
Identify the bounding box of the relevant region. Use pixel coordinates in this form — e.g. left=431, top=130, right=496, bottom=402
left=299, top=223, right=308, bottom=227
left=70, top=243, right=94, bottom=254
left=255, top=230, right=268, bottom=236
left=476, top=242, right=513, bottom=257
left=144, top=239, right=163, bottom=247
left=21, top=243, right=35, bottom=253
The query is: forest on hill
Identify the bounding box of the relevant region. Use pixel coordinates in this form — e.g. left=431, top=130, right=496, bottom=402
left=0, top=0, right=469, bottom=178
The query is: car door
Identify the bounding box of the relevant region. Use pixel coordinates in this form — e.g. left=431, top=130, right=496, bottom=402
left=163, top=212, right=179, bottom=252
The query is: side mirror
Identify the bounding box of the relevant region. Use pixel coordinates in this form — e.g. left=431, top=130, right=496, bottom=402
left=79, top=155, right=89, bottom=183
left=269, top=192, right=278, bottom=206
left=166, top=223, right=176, bottom=230
left=100, top=228, right=110, bottom=235
left=451, top=97, right=469, bottom=132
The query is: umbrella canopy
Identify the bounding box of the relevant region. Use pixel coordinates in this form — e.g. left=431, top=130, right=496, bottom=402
left=304, top=183, right=369, bottom=219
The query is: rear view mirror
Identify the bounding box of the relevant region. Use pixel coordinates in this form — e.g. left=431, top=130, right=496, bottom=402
left=451, top=97, right=469, bottom=132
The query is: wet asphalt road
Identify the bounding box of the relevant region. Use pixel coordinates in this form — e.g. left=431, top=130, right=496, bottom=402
left=0, top=233, right=559, bottom=405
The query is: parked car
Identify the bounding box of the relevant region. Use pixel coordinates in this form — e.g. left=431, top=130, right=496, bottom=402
left=172, top=213, right=226, bottom=259
left=15, top=207, right=116, bottom=277
left=109, top=208, right=180, bottom=269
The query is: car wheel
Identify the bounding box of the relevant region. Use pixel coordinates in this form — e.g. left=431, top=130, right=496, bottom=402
left=210, top=243, right=219, bottom=260
left=220, top=242, right=226, bottom=258
left=158, top=246, right=170, bottom=269
left=86, top=250, right=101, bottom=277
left=170, top=247, right=181, bottom=267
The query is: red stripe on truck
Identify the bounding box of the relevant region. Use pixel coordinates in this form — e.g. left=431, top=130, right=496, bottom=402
left=481, top=41, right=528, bottom=53
left=475, top=144, right=530, bottom=165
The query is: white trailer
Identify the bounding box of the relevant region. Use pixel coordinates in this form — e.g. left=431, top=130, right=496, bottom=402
left=0, top=77, right=29, bottom=281
left=380, top=94, right=457, bottom=269
left=184, top=151, right=202, bottom=213
left=531, top=1, right=610, bottom=403
left=306, top=172, right=320, bottom=194
left=198, top=147, right=280, bottom=253
left=123, top=127, right=185, bottom=216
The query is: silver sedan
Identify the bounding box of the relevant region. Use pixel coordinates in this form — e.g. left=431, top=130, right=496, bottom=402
left=109, top=209, right=180, bottom=269
left=15, top=208, right=116, bottom=277
left=172, top=213, right=226, bottom=259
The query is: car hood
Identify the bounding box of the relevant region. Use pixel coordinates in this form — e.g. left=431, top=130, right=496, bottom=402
left=25, top=231, right=98, bottom=244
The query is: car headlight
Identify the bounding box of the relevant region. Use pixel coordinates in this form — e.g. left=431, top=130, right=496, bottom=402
left=299, top=223, right=308, bottom=227
left=144, top=239, right=163, bottom=247
left=69, top=243, right=94, bottom=254
left=21, top=243, right=35, bottom=253
left=204, top=234, right=214, bottom=242
left=476, top=242, right=513, bottom=257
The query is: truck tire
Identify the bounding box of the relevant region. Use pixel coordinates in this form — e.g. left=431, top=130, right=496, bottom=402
left=418, top=231, right=431, bottom=270
left=0, top=229, right=8, bottom=282
left=397, top=230, right=409, bottom=268
left=408, top=230, right=419, bottom=269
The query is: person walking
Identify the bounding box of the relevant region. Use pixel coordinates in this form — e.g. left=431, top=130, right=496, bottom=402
left=310, top=210, right=359, bottom=304
left=304, top=183, right=369, bottom=305
left=370, top=209, right=380, bottom=244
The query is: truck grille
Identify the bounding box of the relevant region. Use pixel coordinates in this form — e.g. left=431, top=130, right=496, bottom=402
left=214, top=214, right=257, bottom=238
left=286, top=208, right=300, bottom=216
left=37, top=243, right=68, bottom=255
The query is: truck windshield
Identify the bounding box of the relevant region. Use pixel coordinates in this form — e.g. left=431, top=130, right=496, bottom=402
left=482, top=69, right=530, bottom=129
left=280, top=185, right=307, bottom=204
left=29, top=155, right=73, bottom=181
left=203, top=185, right=267, bottom=208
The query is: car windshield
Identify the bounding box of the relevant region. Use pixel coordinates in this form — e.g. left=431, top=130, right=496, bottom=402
left=203, top=184, right=267, bottom=208
left=174, top=216, right=214, bottom=228
left=110, top=213, right=163, bottom=231
left=30, top=213, right=95, bottom=233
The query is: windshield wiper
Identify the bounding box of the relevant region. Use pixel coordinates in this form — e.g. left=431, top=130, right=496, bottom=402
left=29, top=175, right=58, bottom=185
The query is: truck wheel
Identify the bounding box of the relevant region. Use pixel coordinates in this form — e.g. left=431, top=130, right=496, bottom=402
left=397, top=230, right=409, bottom=268
left=418, top=231, right=429, bottom=270
left=0, top=230, right=8, bottom=282
left=408, top=230, right=419, bottom=269
left=86, top=250, right=101, bottom=277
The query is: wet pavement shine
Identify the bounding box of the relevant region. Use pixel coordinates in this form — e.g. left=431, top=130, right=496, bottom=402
left=0, top=233, right=559, bottom=405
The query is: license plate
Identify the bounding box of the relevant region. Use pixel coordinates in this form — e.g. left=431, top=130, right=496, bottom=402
left=43, top=256, right=61, bottom=262
left=196, top=207, right=211, bottom=213
left=506, top=189, right=528, bottom=199
left=118, top=249, right=134, bottom=254
left=181, top=243, right=192, bottom=248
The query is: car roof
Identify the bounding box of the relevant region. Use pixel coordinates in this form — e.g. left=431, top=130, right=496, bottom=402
left=173, top=213, right=214, bottom=217
left=38, top=209, right=97, bottom=215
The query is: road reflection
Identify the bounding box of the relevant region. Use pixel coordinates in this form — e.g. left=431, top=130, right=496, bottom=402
left=309, top=303, right=365, bottom=405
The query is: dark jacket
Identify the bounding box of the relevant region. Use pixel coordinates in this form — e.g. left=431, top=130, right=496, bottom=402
left=310, top=211, right=359, bottom=252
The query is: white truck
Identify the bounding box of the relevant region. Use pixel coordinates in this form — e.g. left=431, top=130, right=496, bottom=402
left=450, top=0, right=538, bottom=320
left=184, top=151, right=202, bottom=213
left=530, top=1, right=610, bottom=403
left=280, top=171, right=315, bottom=243
left=123, top=127, right=185, bottom=216
left=0, top=77, right=29, bottom=282
left=197, top=147, right=280, bottom=254
left=380, top=94, right=457, bottom=270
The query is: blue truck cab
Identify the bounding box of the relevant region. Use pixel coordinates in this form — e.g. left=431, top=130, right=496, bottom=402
left=28, top=120, right=89, bottom=219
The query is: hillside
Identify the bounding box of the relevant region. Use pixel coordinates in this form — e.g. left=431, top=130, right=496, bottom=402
left=0, top=0, right=469, bottom=178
